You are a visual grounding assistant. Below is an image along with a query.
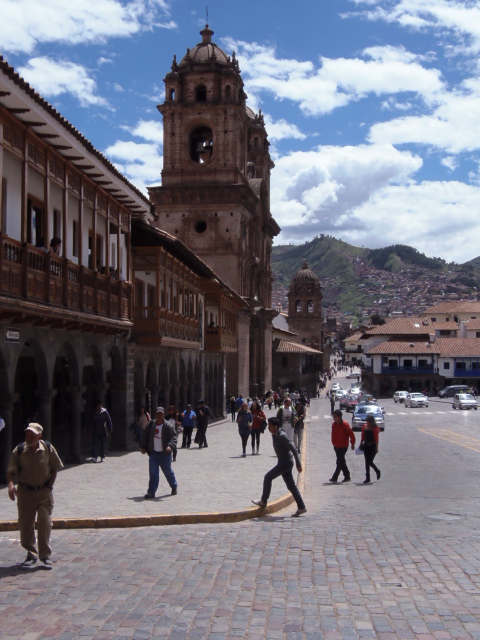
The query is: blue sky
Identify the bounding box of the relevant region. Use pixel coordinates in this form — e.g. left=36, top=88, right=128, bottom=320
left=1, top=0, right=480, bottom=263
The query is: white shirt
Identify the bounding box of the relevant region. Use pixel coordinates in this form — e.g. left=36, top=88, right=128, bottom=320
left=153, top=421, right=164, bottom=452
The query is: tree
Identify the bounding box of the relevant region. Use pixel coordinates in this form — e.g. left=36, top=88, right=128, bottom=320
left=371, top=313, right=386, bottom=325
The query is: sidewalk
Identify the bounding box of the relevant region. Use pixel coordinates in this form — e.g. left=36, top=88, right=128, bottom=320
left=0, top=407, right=305, bottom=530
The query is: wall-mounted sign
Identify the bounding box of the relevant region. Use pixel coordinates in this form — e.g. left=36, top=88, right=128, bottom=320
left=4, top=327, right=20, bottom=343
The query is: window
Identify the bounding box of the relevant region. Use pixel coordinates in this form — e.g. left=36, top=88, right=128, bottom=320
left=1, top=178, right=6, bottom=233
left=190, top=126, right=213, bottom=163
left=295, top=300, right=303, bottom=313
left=444, top=362, right=450, bottom=370
left=307, top=300, right=314, bottom=313
left=403, top=359, right=413, bottom=368
left=456, top=362, right=466, bottom=370
left=53, top=208, right=61, bottom=238
left=27, top=197, right=44, bottom=247
left=169, top=88, right=175, bottom=100
left=225, top=85, right=231, bottom=98
left=72, top=220, right=79, bottom=258
left=388, top=359, right=398, bottom=368
left=418, top=359, right=428, bottom=368
left=196, top=85, right=207, bottom=102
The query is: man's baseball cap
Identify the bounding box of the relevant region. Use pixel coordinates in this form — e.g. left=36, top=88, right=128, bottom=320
left=155, top=406, right=165, bottom=414
left=25, top=423, right=43, bottom=435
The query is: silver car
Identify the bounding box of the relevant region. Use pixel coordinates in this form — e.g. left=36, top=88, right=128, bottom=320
left=352, top=404, right=385, bottom=431
left=452, top=393, right=478, bottom=410
left=404, top=393, right=429, bottom=408
left=393, top=391, right=409, bottom=403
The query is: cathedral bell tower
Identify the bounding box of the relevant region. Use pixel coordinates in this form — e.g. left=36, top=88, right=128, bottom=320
left=149, top=25, right=280, bottom=397
left=288, top=261, right=323, bottom=352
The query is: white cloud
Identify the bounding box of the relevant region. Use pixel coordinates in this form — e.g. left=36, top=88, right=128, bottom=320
left=121, top=119, right=164, bottom=144
left=263, top=115, right=306, bottom=142
left=104, top=138, right=163, bottom=192
left=18, top=57, right=109, bottom=107
left=441, top=156, right=458, bottom=171
left=350, top=0, right=480, bottom=55
left=223, top=38, right=444, bottom=116
left=272, top=143, right=422, bottom=237
left=0, top=0, right=175, bottom=54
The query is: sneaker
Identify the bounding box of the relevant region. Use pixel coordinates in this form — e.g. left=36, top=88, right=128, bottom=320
left=144, top=493, right=155, bottom=499
left=100, top=457, right=105, bottom=463
left=21, top=556, right=37, bottom=568
left=376, top=469, right=381, bottom=480
left=363, top=479, right=371, bottom=484
left=171, top=487, right=177, bottom=495
left=292, top=507, right=307, bottom=517
left=91, top=457, right=97, bottom=463
left=41, top=558, right=53, bottom=569
left=242, top=451, right=247, bottom=457
left=342, top=477, right=351, bottom=483
left=251, top=499, right=267, bottom=508
left=329, top=478, right=337, bottom=483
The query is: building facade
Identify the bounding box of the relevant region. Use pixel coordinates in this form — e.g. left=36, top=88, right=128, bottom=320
left=149, top=25, right=280, bottom=398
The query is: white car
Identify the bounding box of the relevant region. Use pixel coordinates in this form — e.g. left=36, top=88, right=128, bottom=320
left=452, top=393, right=478, bottom=410
left=334, top=389, right=347, bottom=399
left=331, top=383, right=341, bottom=391
left=405, top=393, right=429, bottom=408
left=393, top=391, right=409, bottom=403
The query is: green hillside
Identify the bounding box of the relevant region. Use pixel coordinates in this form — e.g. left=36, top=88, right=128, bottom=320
left=271, top=236, right=480, bottom=321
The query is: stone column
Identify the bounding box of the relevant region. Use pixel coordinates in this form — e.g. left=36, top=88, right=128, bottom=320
left=0, top=393, right=14, bottom=483
left=68, top=386, right=82, bottom=463
left=39, top=391, right=53, bottom=441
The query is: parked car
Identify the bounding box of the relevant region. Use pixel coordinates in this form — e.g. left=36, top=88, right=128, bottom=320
left=352, top=404, right=385, bottom=431
left=452, top=393, right=478, bottom=410
left=404, top=392, right=429, bottom=408
left=438, top=385, right=472, bottom=398
left=393, top=391, right=409, bottom=403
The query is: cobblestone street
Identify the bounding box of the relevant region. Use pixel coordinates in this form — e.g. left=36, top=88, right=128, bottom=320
left=2, top=391, right=480, bottom=639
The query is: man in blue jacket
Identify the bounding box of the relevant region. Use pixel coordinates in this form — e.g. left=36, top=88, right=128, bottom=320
left=251, top=416, right=306, bottom=517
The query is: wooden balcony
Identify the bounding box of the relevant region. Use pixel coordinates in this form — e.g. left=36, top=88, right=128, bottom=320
left=204, top=326, right=238, bottom=352
left=133, top=306, right=200, bottom=346
left=0, top=235, right=132, bottom=327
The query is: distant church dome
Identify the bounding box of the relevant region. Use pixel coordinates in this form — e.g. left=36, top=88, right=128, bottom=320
left=179, top=25, right=230, bottom=67
left=293, top=261, right=319, bottom=283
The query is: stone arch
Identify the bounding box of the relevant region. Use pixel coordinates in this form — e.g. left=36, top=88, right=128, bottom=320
left=179, top=359, right=187, bottom=410
left=134, top=357, right=145, bottom=416
left=13, top=339, right=49, bottom=443
left=51, top=341, right=80, bottom=457
left=82, top=344, right=104, bottom=413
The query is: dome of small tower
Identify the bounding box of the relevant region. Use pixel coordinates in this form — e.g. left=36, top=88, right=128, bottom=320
left=292, top=261, right=319, bottom=283
left=179, top=25, right=230, bottom=67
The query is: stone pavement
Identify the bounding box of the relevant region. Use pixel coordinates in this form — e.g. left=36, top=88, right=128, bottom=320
left=0, top=405, right=300, bottom=529
left=2, top=381, right=480, bottom=639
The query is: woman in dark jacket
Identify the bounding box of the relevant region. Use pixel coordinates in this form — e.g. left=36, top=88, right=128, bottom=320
left=250, top=400, right=266, bottom=456
left=294, top=400, right=305, bottom=454
left=360, top=414, right=381, bottom=484
left=236, top=401, right=253, bottom=458
left=228, top=396, right=236, bottom=422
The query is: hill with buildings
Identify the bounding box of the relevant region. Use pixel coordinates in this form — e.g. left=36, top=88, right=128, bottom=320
left=271, top=236, right=480, bottom=325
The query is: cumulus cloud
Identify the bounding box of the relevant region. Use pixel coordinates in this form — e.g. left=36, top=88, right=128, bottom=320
left=348, top=0, right=480, bottom=55
left=18, top=57, right=109, bottom=107
left=272, top=144, right=422, bottom=237
left=263, top=115, right=306, bottom=142
left=121, top=119, right=164, bottom=144
left=0, top=0, right=175, bottom=54
left=223, top=38, right=444, bottom=116
left=104, top=140, right=163, bottom=192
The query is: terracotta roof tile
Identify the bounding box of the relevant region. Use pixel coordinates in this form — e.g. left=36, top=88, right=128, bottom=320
left=461, top=319, right=480, bottom=330
left=433, top=322, right=458, bottom=330
left=436, top=338, right=480, bottom=357
left=422, top=301, right=480, bottom=314
left=367, top=340, right=440, bottom=355
left=364, top=318, right=433, bottom=336
left=274, top=340, right=322, bottom=354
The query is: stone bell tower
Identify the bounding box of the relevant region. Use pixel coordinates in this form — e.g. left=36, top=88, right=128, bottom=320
left=149, top=25, right=280, bottom=397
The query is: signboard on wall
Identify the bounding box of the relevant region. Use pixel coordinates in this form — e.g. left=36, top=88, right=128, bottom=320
left=4, top=327, right=20, bottom=343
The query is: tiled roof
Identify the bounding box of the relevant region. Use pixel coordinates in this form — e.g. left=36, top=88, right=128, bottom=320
left=364, top=318, right=433, bottom=336
left=344, top=332, right=363, bottom=343
left=367, top=340, right=440, bottom=355
left=274, top=340, right=322, bottom=354
left=436, top=338, right=480, bottom=357
left=422, top=301, right=480, bottom=314
left=461, top=319, right=480, bottom=330
left=433, top=322, right=458, bottom=330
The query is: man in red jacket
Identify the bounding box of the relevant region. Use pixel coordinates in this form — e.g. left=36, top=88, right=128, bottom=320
left=329, top=409, right=356, bottom=483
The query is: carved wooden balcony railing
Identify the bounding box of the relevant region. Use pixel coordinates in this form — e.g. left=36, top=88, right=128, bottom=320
left=204, top=326, right=238, bottom=352
left=0, top=235, right=132, bottom=321
left=133, top=306, right=200, bottom=345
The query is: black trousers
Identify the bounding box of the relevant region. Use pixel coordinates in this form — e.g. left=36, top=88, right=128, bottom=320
left=332, top=447, right=350, bottom=481
left=197, top=425, right=208, bottom=447
left=182, top=426, right=194, bottom=447
left=364, top=444, right=379, bottom=480
left=262, top=459, right=305, bottom=509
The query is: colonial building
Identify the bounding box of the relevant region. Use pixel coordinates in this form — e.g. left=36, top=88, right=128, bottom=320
left=149, top=25, right=280, bottom=398
left=0, top=54, right=246, bottom=480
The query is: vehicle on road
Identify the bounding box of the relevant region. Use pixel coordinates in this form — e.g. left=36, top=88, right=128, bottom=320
left=340, top=394, right=359, bottom=412
left=452, top=393, right=478, bottom=410
left=346, top=372, right=361, bottom=379
left=393, top=391, right=409, bottom=403
left=438, top=385, right=472, bottom=398
left=334, top=389, right=347, bottom=400
left=331, top=383, right=341, bottom=391
left=352, top=404, right=385, bottom=431
left=405, top=392, right=429, bottom=408
left=349, top=385, right=361, bottom=395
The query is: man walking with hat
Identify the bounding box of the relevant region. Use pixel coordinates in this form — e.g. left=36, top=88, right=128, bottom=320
left=6, top=423, right=63, bottom=568
left=141, top=407, right=178, bottom=499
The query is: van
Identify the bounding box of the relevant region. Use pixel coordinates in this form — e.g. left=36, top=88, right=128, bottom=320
left=438, top=385, right=472, bottom=398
